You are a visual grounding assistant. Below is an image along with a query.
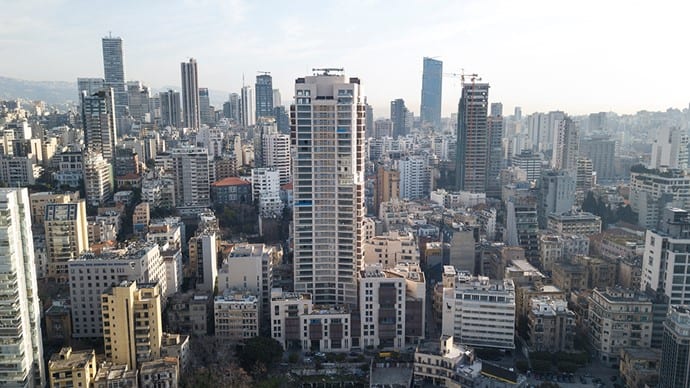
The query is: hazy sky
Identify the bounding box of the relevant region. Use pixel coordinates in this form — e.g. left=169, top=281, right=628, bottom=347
left=2, top=0, right=689, bottom=117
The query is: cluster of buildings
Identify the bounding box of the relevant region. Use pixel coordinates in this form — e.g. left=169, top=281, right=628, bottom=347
left=3, top=31, right=690, bottom=388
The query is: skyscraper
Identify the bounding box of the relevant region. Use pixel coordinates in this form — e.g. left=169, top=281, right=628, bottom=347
left=551, top=115, right=579, bottom=173
left=659, top=305, right=690, bottom=388
left=650, top=127, right=689, bottom=170
left=420, top=57, right=443, bottom=129
left=291, top=70, right=365, bottom=306
left=198, top=87, right=213, bottom=126
left=239, top=85, right=255, bottom=127
left=0, top=188, right=46, bottom=387
left=102, top=34, right=127, bottom=120
left=455, top=82, right=490, bottom=193
left=255, top=73, right=274, bottom=119
left=580, top=135, right=616, bottom=181
left=159, top=90, right=182, bottom=128
left=390, top=98, right=409, bottom=138
left=81, top=89, right=117, bottom=161
left=126, top=81, right=150, bottom=123
left=487, top=104, right=505, bottom=198
left=180, top=58, right=200, bottom=129
left=171, top=146, right=210, bottom=207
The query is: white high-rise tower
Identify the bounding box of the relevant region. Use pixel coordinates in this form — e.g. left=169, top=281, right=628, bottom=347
left=0, top=188, right=46, bottom=387
left=181, top=58, right=200, bottom=130
left=291, top=70, right=365, bottom=306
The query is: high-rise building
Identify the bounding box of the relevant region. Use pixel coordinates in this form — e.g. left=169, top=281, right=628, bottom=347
left=659, top=305, right=690, bottom=388
left=487, top=106, right=504, bottom=198
left=180, top=58, right=200, bottom=130
left=69, top=242, right=167, bottom=338
left=101, top=281, right=163, bottom=369
left=188, top=223, right=218, bottom=293
left=629, top=166, right=690, bottom=229
left=374, top=164, right=400, bottom=214
left=261, top=132, right=291, bottom=185
left=291, top=70, right=365, bottom=306
left=420, top=57, right=443, bottom=129
left=77, top=77, right=104, bottom=99
left=45, top=200, right=89, bottom=282
left=551, top=116, right=579, bottom=173
left=81, top=89, right=117, bottom=161
left=126, top=81, right=151, bottom=123
left=273, top=89, right=282, bottom=107
left=455, top=82, right=490, bottom=193
left=511, top=149, right=543, bottom=183
left=650, top=127, right=689, bottom=170
left=390, top=98, right=409, bottom=138
left=538, top=170, right=576, bottom=228
left=239, top=85, right=255, bottom=127
left=83, top=150, right=114, bottom=207
left=101, top=35, right=127, bottom=120
left=198, top=87, right=213, bottom=126
left=227, top=93, right=240, bottom=121
left=576, top=158, right=594, bottom=192
left=580, top=135, right=616, bottom=181
left=441, top=272, right=516, bottom=349
left=255, top=73, right=274, bottom=119
left=0, top=188, right=46, bottom=387
left=171, top=146, right=210, bottom=207
left=399, top=156, right=429, bottom=200
left=159, top=90, right=182, bottom=128
left=642, top=207, right=690, bottom=305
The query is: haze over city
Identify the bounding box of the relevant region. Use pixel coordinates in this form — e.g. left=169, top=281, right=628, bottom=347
left=2, top=0, right=690, bottom=116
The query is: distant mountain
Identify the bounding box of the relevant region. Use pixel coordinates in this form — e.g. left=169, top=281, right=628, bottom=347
left=0, top=76, right=76, bottom=104
left=0, top=76, right=230, bottom=108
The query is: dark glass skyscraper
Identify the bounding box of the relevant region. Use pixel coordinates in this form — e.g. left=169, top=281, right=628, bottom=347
left=420, top=57, right=443, bottom=129
left=101, top=35, right=127, bottom=120
left=390, top=98, right=409, bottom=138
left=181, top=58, right=200, bottom=129
left=455, top=82, right=490, bottom=193
left=255, top=74, right=274, bottom=119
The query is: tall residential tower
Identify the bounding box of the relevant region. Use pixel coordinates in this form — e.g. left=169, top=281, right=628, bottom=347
left=455, top=81, right=490, bottom=193
left=291, top=70, right=365, bottom=306
left=0, top=188, right=46, bottom=387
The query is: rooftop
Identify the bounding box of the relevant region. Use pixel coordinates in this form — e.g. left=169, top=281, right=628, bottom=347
left=211, top=176, right=251, bottom=187
left=49, top=348, right=94, bottom=369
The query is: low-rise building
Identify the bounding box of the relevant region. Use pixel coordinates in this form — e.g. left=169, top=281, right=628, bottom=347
left=547, top=211, right=602, bottom=236
left=619, top=347, right=660, bottom=388
left=300, top=306, right=352, bottom=352
left=552, top=263, right=587, bottom=292
left=214, top=290, right=259, bottom=344
left=414, top=336, right=525, bottom=387
left=527, top=297, right=575, bottom=352
left=363, top=230, right=420, bottom=268
left=48, top=347, right=97, bottom=388
left=166, top=291, right=213, bottom=336
left=139, top=357, right=179, bottom=388
left=442, top=274, right=516, bottom=349
left=94, top=362, right=138, bottom=388
left=210, top=176, right=251, bottom=205
left=270, top=290, right=313, bottom=351
left=359, top=265, right=406, bottom=350
left=588, top=287, right=653, bottom=366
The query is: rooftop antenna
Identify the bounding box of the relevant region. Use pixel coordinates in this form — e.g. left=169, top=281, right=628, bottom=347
left=312, top=68, right=344, bottom=76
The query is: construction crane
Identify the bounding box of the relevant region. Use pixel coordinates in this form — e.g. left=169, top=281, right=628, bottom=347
left=444, top=69, right=481, bottom=85
left=257, top=71, right=271, bottom=76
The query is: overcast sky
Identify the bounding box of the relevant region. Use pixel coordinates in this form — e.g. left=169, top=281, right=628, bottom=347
left=2, top=0, right=689, bottom=117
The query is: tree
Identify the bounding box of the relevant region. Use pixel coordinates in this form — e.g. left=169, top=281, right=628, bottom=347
left=236, top=336, right=284, bottom=374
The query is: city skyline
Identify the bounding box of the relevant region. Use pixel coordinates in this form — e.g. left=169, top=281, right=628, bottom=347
left=2, top=1, right=689, bottom=117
